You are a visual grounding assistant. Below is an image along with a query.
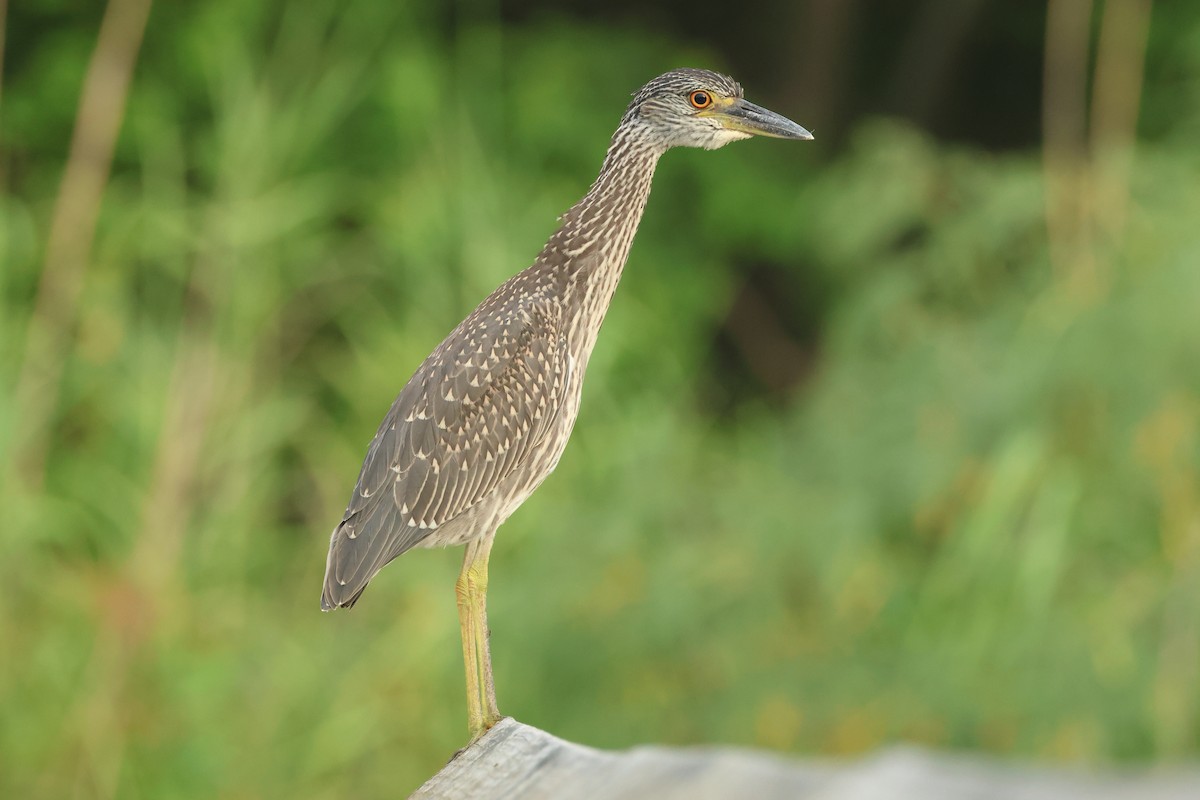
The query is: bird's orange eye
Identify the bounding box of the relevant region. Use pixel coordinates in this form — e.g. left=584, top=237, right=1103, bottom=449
left=689, top=90, right=713, bottom=109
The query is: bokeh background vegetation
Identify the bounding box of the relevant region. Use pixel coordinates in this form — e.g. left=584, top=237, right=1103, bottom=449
left=3, top=0, right=1200, bottom=796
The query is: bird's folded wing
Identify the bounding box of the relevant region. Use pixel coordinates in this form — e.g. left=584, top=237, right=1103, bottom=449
left=323, top=301, right=568, bottom=604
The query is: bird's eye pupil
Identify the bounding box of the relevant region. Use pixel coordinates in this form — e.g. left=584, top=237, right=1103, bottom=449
left=690, top=91, right=710, bottom=109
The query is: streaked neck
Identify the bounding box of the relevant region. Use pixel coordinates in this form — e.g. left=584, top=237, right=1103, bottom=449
left=553, top=122, right=663, bottom=286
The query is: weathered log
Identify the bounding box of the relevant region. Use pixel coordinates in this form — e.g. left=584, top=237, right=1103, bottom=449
left=411, top=718, right=1200, bottom=799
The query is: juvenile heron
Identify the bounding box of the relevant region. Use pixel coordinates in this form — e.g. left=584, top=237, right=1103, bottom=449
left=322, top=68, right=811, bottom=742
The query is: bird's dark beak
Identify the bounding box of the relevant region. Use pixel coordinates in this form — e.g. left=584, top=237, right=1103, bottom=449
left=715, top=98, right=813, bottom=140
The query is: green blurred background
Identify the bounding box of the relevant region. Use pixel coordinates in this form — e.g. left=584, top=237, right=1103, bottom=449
left=3, top=0, right=1200, bottom=796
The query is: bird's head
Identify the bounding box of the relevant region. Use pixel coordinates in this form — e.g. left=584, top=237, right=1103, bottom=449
left=623, top=68, right=813, bottom=151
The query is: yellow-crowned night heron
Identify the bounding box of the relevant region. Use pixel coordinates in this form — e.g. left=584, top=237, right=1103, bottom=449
left=322, top=68, right=811, bottom=742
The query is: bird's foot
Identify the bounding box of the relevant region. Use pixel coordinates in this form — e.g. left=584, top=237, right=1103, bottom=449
left=467, top=712, right=504, bottom=746
left=449, top=715, right=508, bottom=762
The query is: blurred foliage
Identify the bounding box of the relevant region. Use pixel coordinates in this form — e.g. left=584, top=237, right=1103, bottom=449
left=2, top=0, right=1200, bottom=798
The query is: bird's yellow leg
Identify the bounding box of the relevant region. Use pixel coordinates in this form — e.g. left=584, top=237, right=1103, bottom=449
left=454, top=550, right=483, bottom=739
left=456, top=535, right=501, bottom=743
left=472, top=546, right=500, bottom=728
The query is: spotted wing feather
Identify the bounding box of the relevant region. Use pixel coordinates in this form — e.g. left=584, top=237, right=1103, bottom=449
left=322, top=301, right=567, bottom=609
